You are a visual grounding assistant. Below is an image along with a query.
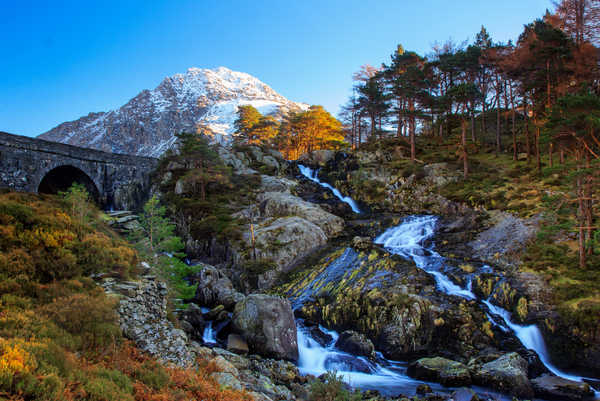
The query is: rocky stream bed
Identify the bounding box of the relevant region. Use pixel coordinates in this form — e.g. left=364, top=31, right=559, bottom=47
left=106, top=146, right=599, bottom=400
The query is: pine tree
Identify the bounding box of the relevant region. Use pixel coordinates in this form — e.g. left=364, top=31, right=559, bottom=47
left=233, top=105, right=262, bottom=143
left=136, top=195, right=184, bottom=257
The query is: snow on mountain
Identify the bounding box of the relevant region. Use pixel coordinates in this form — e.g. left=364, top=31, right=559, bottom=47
left=38, top=67, right=309, bottom=157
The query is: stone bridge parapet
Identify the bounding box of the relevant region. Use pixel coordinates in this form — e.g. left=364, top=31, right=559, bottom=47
left=0, top=131, right=159, bottom=210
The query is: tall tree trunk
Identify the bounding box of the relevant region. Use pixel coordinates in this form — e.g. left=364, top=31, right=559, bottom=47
left=577, top=150, right=586, bottom=268
left=470, top=106, right=476, bottom=143
left=546, top=59, right=552, bottom=109
left=549, top=142, right=554, bottom=168
left=585, top=151, right=593, bottom=256
left=358, top=116, right=362, bottom=149
left=462, top=118, right=469, bottom=179
left=525, top=98, right=531, bottom=163
left=511, top=84, right=517, bottom=161
left=536, top=124, right=541, bottom=174
left=482, top=99, right=487, bottom=137
left=370, top=114, right=376, bottom=137
left=410, top=99, right=416, bottom=162
left=496, top=78, right=502, bottom=155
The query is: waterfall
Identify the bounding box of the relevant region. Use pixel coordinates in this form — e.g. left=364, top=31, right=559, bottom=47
left=483, top=299, right=593, bottom=384
left=374, top=215, right=596, bottom=392
left=374, top=215, right=476, bottom=300
left=296, top=322, right=444, bottom=395
left=202, top=321, right=217, bottom=344
left=298, top=164, right=362, bottom=214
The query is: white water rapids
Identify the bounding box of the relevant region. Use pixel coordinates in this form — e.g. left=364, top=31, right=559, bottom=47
left=298, top=164, right=362, bottom=214
left=295, top=213, right=597, bottom=397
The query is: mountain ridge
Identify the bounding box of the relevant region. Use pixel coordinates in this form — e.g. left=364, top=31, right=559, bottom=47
left=39, top=67, right=309, bottom=157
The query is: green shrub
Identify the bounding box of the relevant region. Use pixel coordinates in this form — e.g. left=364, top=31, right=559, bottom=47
left=133, top=360, right=171, bottom=390
left=309, top=371, right=361, bottom=401
left=84, top=376, right=134, bottom=401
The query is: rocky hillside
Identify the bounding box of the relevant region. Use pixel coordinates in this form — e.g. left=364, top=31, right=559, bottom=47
left=38, top=67, right=308, bottom=157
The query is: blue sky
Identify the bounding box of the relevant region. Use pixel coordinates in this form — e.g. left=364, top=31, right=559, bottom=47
left=2, top=0, right=551, bottom=137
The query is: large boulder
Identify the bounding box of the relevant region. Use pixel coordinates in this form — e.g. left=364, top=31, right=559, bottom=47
left=259, top=175, right=297, bottom=193
left=468, top=211, right=540, bottom=268
left=192, top=265, right=245, bottom=309
left=251, top=217, right=328, bottom=287
left=232, top=294, right=298, bottom=361
left=531, top=374, right=594, bottom=401
left=407, top=357, right=471, bottom=387
left=335, top=330, right=375, bottom=358
left=376, top=297, right=436, bottom=359
left=298, top=149, right=335, bottom=166
left=473, top=352, right=533, bottom=399
left=257, top=191, right=344, bottom=237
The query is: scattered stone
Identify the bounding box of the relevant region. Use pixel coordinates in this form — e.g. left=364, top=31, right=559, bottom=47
left=531, top=374, right=594, bottom=401
left=451, top=387, right=480, bottom=401
left=227, top=334, right=249, bottom=355
left=352, top=236, right=372, bottom=250
left=473, top=352, right=533, bottom=399
left=334, top=330, right=375, bottom=359
left=192, top=265, right=245, bottom=309
left=407, top=357, right=471, bottom=387
left=209, top=372, right=243, bottom=390
left=179, top=303, right=205, bottom=340
left=210, top=355, right=239, bottom=376
left=416, top=383, right=432, bottom=394
left=107, top=277, right=195, bottom=366
left=308, top=326, right=333, bottom=347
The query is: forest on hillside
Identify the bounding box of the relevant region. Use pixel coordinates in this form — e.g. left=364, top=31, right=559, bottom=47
left=236, top=0, right=600, bottom=270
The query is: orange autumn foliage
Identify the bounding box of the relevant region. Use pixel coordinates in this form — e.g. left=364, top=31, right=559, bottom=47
left=0, top=191, right=252, bottom=400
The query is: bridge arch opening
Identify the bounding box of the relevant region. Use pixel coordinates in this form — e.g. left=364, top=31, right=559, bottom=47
left=38, top=165, right=100, bottom=204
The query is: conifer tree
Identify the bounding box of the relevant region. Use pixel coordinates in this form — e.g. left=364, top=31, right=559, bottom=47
left=233, top=105, right=262, bottom=143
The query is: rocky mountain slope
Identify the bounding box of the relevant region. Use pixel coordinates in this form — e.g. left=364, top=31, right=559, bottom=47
left=39, top=67, right=308, bottom=157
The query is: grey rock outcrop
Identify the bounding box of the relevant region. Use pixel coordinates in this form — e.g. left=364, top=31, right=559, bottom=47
left=531, top=374, right=594, bottom=401
left=232, top=294, right=299, bottom=362
left=407, top=357, right=471, bottom=387
left=102, top=276, right=195, bottom=366
left=334, top=330, right=375, bottom=359
left=472, top=352, right=533, bottom=398
left=256, top=191, right=344, bottom=238
left=191, top=264, right=244, bottom=309
left=469, top=210, right=540, bottom=268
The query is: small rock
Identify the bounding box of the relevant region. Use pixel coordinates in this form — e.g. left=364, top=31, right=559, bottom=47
left=206, top=305, right=226, bottom=320
left=308, top=326, right=333, bottom=347
left=209, top=372, right=243, bottom=390
left=416, top=383, right=432, bottom=394
left=451, top=387, right=480, bottom=401
left=227, top=334, right=249, bottom=355
left=210, top=355, right=239, bottom=376
left=531, top=374, right=594, bottom=401
left=352, top=236, right=372, bottom=250
left=335, top=330, right=375, bottom=358
left=407, top=357, right=471, bottom=387
left=473, top=352, right=533, bottom=399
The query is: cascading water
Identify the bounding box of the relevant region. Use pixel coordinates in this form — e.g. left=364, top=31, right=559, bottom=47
left=374, top=215, right=476, bottom=300
left=298, top=164, right=362, bottom=214
left=374, top=215, right=598, bottom=395
left=483, top=299, right=598, bottom=386
left=202, top=321, right=217, bottom=344
left=296, top=321, right=449, bottom=396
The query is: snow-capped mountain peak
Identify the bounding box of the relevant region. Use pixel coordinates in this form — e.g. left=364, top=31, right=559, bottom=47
left=39, top=67, right=308, bottom=157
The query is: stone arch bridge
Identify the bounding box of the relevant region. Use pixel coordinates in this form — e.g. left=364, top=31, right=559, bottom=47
left=0, top=131, right=158, bottom=210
